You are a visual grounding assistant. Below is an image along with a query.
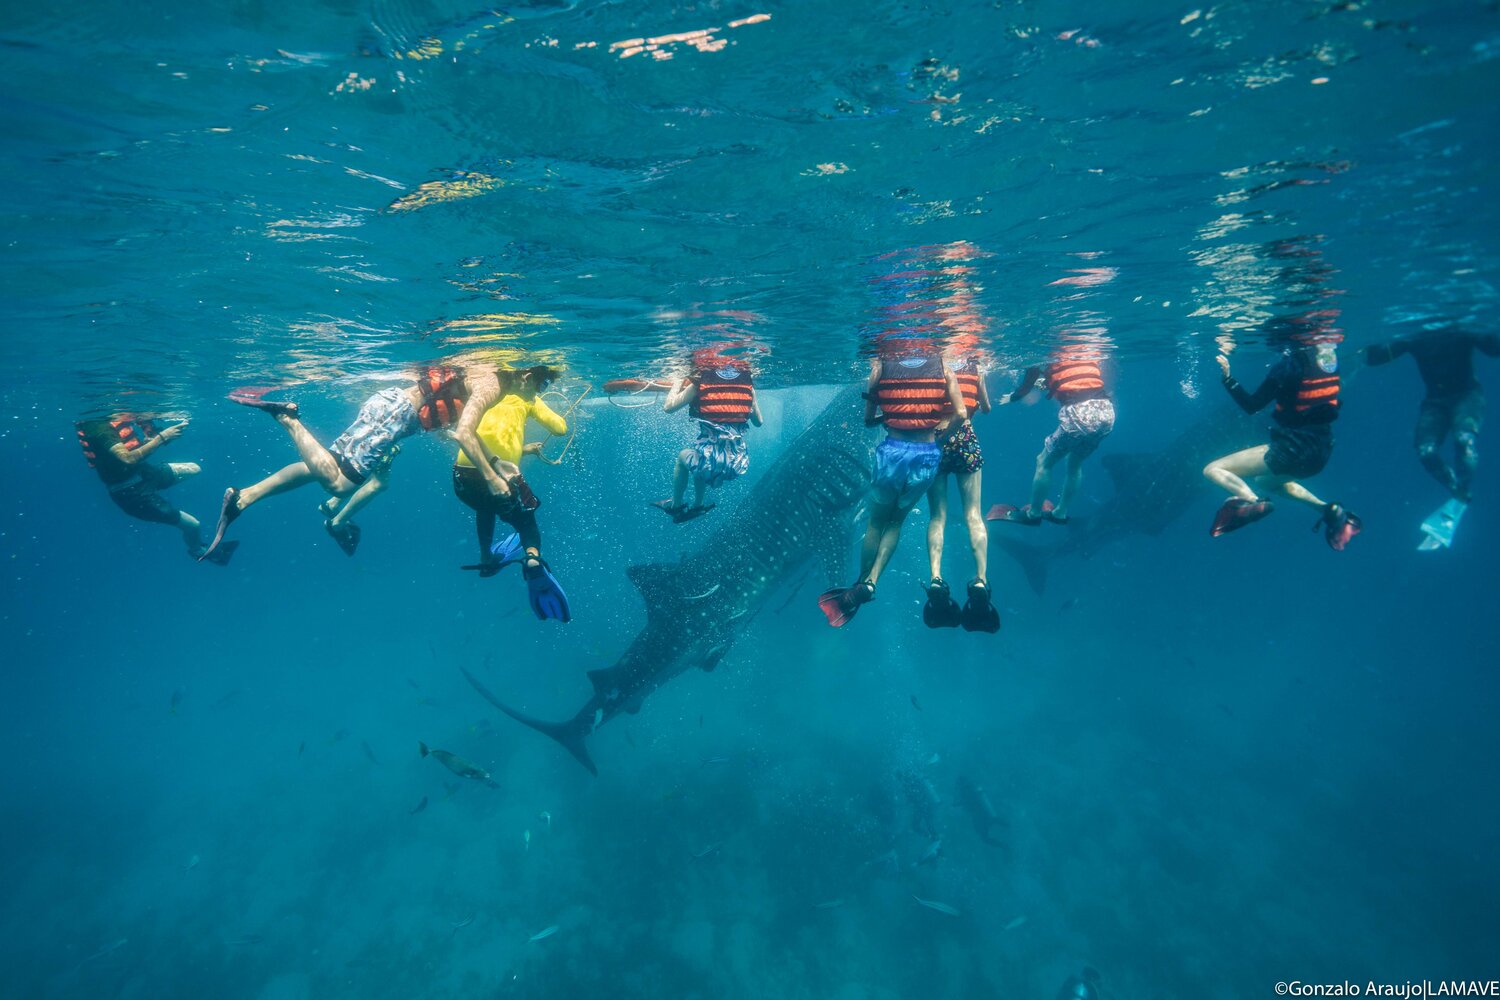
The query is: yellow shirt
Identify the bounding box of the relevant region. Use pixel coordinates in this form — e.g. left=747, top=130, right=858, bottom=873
left=454, top=394, right=568, bottom=467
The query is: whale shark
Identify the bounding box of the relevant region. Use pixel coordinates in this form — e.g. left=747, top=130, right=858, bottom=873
left=990, top=402, right=1261, bottom=593
left=464, top=385, right=874, bottom=774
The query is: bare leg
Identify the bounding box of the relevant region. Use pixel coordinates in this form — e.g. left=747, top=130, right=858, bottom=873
left=1204, top=446, right=1273, bottom=501
left=175, top=512, right=203, bottom=552
left=1030, top=446, right=1065, bottom=513
left=957, top=469, right=987, bottom=583
left=1057, top=455, right=1086, bottom=520
left=672, top=449, right=692, bottom=508
left=865, top=504, right=910, bottom=587
left=926, top=477, right=949, bottom=580
left=238, top=462, right=318, bottom=509
left=329, top=471, right=389, bottom=527
left=1274, top=478, right=1329, bottom=510
left=274, top=413, right=347, bottom=491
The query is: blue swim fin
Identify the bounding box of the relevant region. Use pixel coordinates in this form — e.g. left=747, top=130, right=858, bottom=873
left=463, top=532, right=525, bottom=576
left=523, top=557, right=571, bottom=623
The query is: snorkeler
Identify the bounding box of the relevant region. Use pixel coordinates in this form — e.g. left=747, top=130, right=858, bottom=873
left=201, top=365, right=518, bottom=560
left=991, top=346, right=1115, bottom=526
left=654, top=351, right=763, bottom=524
left=76, top=413, right=235, bottom=564
left=818, top=342, right=968, bottom=628
left=1364, top=323, right=1499, bottom=504
left=922, top=348, right=998, bottom=632
left=1203, top=335, right=1360, bottom=549
left=453, top=365, right=571, bottom=623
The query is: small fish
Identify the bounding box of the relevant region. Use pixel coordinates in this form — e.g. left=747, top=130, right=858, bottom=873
left=406, top=677, right=421, bottom=690
left=332, top=728, right=350, bottom=743
left=169, top=689, right=183, bottom=715
left=539, top=811, right=552, bottom=830
left=813, top=898, right=845, bottom=910
left=698, top=714, right=703, bottom=729
left=1003, top=915, right=1028, bottom=931
left=528, top=925, right=559, bottom=943
left=690, top=843, right=721, bottom=860
left=910, top=694, right=923, bottom=712
left=451, top=913, right=476, bottom=936
left=419, top=742, right=498, bottom=788
left=926, top=752, right=941, bottom=765
left=212, top=690, right=242, bottom=710
left=183, top=854, right=200, bottom=872
left=226, top=934, right=264, bottom=947
left=409, top=796, right=429, bottom=816
left=524, top=829, right=531, bottom=851
left=912, top=894, right=960, bottom=917
left=624, top=729, right=637, bottom=748
left=297, top=741, right=306, bottom=757
left=591, top=708, right=604, bottom=730
left=1060, top=597, right=1079, bottom=612
left=700, top=755, right=730, bottom=767
left=916, top=839, right=942, bottom=866
left=362, top=741, right=381, bottom=765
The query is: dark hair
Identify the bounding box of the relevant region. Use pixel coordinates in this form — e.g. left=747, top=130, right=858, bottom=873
left=523, top=365, right=563, bottom=389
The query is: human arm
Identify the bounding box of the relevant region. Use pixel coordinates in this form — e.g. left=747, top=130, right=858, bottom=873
left=1218, top=354, right=1278, bottom=414
left=530, top=396, right=569, bottom=436
left=863, top=360, right=881, bottom=427
left=997, top=366, right=1044, bottom=406
left=1475, top=333, right=1500, bottom=357
left=974, top=374, right=992, bottom=414
left=1363, top=339, right=1409, bottom=367
left=111, top=420, right=187, bottom=465
left=663, top=379, right=696, bottom=413
left=450, top=379, right=511, bottom=496
left=943, top=367, right=968, bottom=422
left=749, top=389, right=764, bottom=427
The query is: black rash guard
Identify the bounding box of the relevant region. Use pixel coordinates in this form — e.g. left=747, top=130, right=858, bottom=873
left=1366, top=329, right=1500, bottom=400
left=1223, top=354, right=1337, bottom=428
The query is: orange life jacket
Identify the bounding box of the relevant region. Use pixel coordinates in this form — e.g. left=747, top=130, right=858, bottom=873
left=1047, top=357, right=1105, bottom=400
left=876, top=354, right=949, bottom=431
left=948, top=357, right=983, bottom=414
left=1277, top=350, right=1340, bottom=424
left=77, top=416, right=154, bottom=483
left=417, top=367, right=469, bottom=431
left=689, top=364, right=754, bottom=426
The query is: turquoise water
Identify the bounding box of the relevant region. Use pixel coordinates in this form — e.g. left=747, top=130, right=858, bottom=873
left=3, top=1, right=1499, bottom=997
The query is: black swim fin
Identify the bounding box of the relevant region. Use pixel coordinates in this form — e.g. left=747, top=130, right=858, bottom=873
left=960, top=580, right=1000, bottom=634
left=922, top=579, right=962, bottom=629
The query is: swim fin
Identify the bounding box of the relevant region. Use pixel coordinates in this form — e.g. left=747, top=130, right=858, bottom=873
left=985, top=501, right=1051, bottom=525
left=523, top=557, right=571, bottom=623
left=194, top=540, right=238, bottom=566
left=961, top=580, right=1001, bottom=634
left=1318, top=503, right=1361, bottom=551
left=817, top=581, right=874, bottom=628
left=461, top=532, right=526, bottom=576
left=652, top=499, right=715, bottom=524
left=198, top=487, right=241, bottom=562
left=324, top=518, right=360, bottom=556
left=228, top=390, right=298, bottom=419
left=922, top=579, right=963, bottom=629
left=1210, top=497, right=1273, bottom=537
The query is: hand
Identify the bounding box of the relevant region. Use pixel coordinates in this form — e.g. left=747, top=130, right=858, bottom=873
left=160, top=422, right=187, bottom=442
left=1216, top=355, right=1231, bottom=378
left=523, top=442, right=543, bottom=456
left=997, top=393, right=1012, bottom=406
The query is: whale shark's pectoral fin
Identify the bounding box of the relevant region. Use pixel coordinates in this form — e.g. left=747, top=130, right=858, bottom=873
left=586, top=667, right=626, bottom=700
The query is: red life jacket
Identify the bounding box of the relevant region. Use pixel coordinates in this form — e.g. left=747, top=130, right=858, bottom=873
left=1277, top=349, right=1340, bottom=424
left=1047, top=357, right=1105, bottom=400
left=689, top=363, right=754, bottom=426
left=876, top=353, right=949, bottom=431
left=417, top=367, right=469, bottom=431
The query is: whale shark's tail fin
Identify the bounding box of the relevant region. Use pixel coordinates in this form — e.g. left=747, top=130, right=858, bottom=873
left=461, top=667, right=598, bottom=776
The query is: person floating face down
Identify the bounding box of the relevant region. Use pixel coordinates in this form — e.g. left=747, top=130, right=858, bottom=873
left=920, top=350, right=999, bottom=632
left=452, top=366, right=573, bottom=623
left=816, top=343, right=969, bottom=629
left=994, top=346, right=1115, bottom=524
left=75, top=413, right=235, bottom=565
left=654, top=352, right=763, bottom=524
left=1203, top=331, right=1361, bottom=549
left=200, top=365, right=519, bottom=560
left=1364, top=323, right=1500, bottom=504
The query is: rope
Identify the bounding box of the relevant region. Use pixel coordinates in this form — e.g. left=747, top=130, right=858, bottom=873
left=534, top=383, right=591, bottom=465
